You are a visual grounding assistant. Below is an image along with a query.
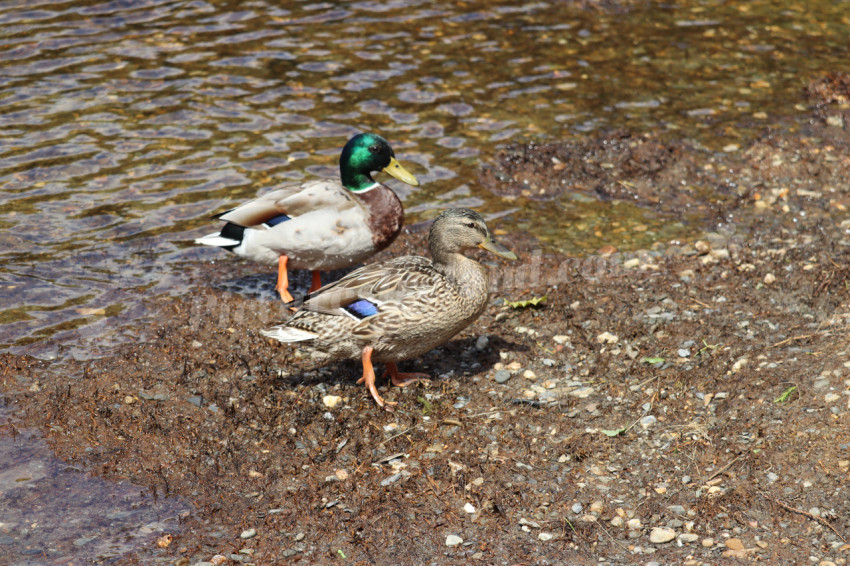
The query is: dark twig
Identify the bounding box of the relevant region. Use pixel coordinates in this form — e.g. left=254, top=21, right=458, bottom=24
left=703, top=455, right=743, bottom=483
left=762, top=493, right=847, bottom=543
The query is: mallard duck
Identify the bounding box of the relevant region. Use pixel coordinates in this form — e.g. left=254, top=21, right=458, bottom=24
left=195, top=133, right=419, bottom=302
left=262, top=208, right=517, bottom=409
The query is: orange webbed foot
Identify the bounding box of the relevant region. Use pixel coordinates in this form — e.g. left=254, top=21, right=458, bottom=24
left=358, top=346, right=396, bottom=411
left=386, top=362, right=431, bottom=388
left=309, top=270, right=322, bottom=293
left=276, top=255, right=295, bottom=303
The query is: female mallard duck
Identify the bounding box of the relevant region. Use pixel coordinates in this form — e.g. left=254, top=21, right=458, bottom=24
left=262, top=208, right=517, bottom=409
left=195, top=133, right=419, bottom=302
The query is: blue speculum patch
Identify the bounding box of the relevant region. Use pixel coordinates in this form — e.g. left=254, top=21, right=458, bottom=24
left=345, top=299, right=379, bottom=319
left=265, top=214, right=291, bottom=227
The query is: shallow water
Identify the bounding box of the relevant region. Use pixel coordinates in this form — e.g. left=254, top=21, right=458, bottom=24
left=2, top=0, right=849, bottom=357
left=0, top=407, right=189, bottom=564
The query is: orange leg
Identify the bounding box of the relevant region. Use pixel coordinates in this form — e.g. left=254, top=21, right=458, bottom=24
left=276, top=255, right=294, bottom=303
left=386, top=362, right=430, bottom=387
left=309, top=270, right=322, bottom=293
left=356, top=346, right=396, bottom=410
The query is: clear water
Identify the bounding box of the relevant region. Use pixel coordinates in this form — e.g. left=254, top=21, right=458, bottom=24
left=2, top=0, right=849, bottom=357
left=0, top=407, right=189, bottom=564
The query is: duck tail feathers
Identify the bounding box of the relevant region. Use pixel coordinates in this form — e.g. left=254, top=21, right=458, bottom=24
left=261, top=326, right=316, bottom=343
left=194, top=223, right=246, bottom=249
left=195, top=233, right=240, bottom=247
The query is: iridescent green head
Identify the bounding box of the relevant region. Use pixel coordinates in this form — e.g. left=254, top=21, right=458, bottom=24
left=339, top=133, right=419, bottom=193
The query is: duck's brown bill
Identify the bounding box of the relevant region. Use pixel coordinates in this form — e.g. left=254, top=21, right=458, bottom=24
left=479, top=237, right=517, bottom=260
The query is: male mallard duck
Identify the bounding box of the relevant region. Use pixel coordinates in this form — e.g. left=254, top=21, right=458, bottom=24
left=195, top=133, right=419, bottom=302
left=262, top=208, right=517, bottom=409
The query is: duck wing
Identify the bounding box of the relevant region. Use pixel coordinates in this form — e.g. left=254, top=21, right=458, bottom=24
left=294, top=256, right=438, bottom=317
left=216, top=180, right=351, bottom=228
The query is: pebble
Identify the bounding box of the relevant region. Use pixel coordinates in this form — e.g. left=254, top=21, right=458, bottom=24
left=639, top=415, right=657, bottom=428
left=570, top=387, right=595, bottom=399
left=323, top=395, right=342, bottom=409
left=380, top=472, right=403, bottom=486
left=694, top=240, right=711, bottom=254
left=538, top=532, right=554, bottom=541
left=820, top=561, right=837, bottom=566
left=464, top=503, right=476, bottom=514
left=445, top=535, right=463, bottom=547
left=596, top=331, right=619, bottom=344
left=679, top=533, right=699, bottom=544
left=764, top=273, right=776, bottom=284
left=589, top=501, right=604, bottom=514
left=725, top=538, right=744, bottom=550
left=702, top=538, right=715, bottom=547
left=240, top=528, right=257, bottom=539
left=677, top=348, right=690, bottom=358
left=611, top=516, right=625, bottom=528
left=627, top=518, right=642, bottom=530
left=825, top=393, right=840, bottom=403
left=494, top=370, right=511, bottom=383
left=553, top=335, right=569, bottom=344
left=650, top=527, right=676, bottom=544
left=767, top=472, right=779, bottom=483
left=475, top=335, right=489, bottom=350
left=523, top=370, right=537, bottom=380
left=571, top=502, right=583, bottom=514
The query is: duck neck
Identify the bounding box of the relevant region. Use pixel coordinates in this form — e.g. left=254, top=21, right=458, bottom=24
left=341, top=169, right=378, bottom=193
left=434, top=252, right=489, bottom=300
left=339, top=150, right=379, bottom=193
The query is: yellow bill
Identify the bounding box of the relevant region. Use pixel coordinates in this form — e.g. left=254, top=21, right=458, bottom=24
left=382, top=157, right=419, bottom=186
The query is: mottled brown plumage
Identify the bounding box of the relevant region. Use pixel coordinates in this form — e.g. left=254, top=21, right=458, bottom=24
left=262, top=208, right=517, bottom=409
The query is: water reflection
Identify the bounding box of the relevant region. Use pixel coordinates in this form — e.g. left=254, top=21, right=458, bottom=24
left=1, top=0, right=849, bottom=355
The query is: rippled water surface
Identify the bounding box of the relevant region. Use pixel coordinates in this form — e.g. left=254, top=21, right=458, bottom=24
left=2, top=0, right=849, bottom=356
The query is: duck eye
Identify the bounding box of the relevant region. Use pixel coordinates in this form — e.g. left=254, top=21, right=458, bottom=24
left=368, top=144, right=380, bottom=153
left=466, top=222, right=476, bottom=229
